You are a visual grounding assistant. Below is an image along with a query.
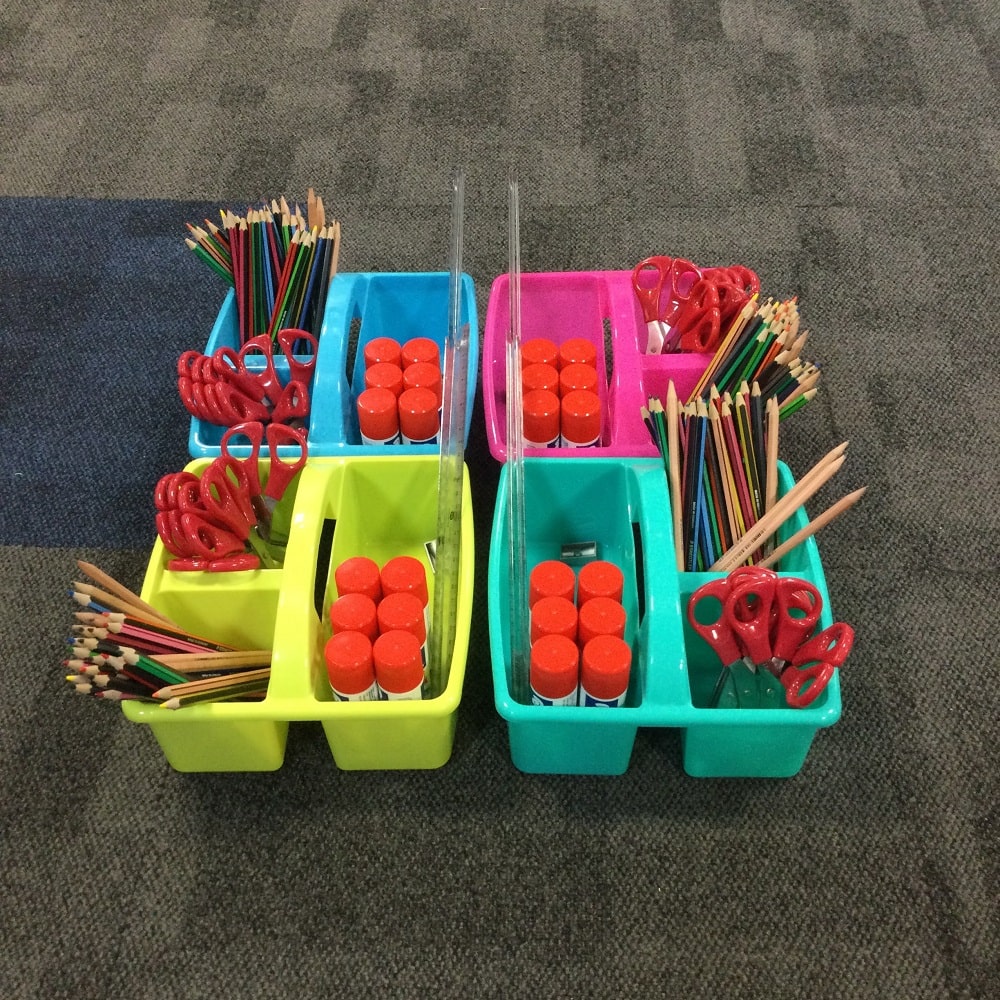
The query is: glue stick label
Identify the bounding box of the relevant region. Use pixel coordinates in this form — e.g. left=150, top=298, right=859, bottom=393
left=579, top=689, right=626, bottom=708
left=560, top=434, right=600, bottom=449
left=401, top=431, right=439, bottom=446
left=524, top=433, right=559, bottom=449
left=332, top=680, right=381, bottom=702
left=381, top=684, right=422, bottom=701
left=361, top=429, right=401, bottom=446
left=531, top=689, right=578, bottom=707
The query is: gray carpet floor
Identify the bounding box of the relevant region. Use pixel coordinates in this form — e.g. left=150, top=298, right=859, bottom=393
left=1, top=2, right=997, bottom=997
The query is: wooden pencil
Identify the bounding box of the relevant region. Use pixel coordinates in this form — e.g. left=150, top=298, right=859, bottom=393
left=665, top=383, right=684, bottom=570
left=758, top=487, right=867, bottom=569
left=710, top=442, right=849, bottom=571
left=75, top=562, right=177, bottom=626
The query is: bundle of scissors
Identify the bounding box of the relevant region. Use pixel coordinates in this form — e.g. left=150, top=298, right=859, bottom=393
left=177, top=327, right=317, bottom=428
left=154, top=421, right=307, bottom=572
left=688, top=567, right=854, bottom=709
left=632, top=256, right=760, bottom=355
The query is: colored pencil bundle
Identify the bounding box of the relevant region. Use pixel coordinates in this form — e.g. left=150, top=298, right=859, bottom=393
left=686, top=295, right=820, bottom=418
left=184, top=188, right=342, bottom=346
left=644, top=383, right=865, bottom=572
left=64, top=561, right=271, bottom=709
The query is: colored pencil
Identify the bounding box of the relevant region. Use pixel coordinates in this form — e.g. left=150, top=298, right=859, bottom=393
left=185, top=193, right=341, bottom=345
left=710, top=442, right=849, bottom=571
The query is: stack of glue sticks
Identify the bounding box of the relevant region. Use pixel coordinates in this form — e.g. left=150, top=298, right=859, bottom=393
left=184, top=188, right=342, bottom=347
left=65, top=561, right=271, bottom=709
left=644, top=382, right=865, bottom=572
left=686, top=294, right=819, bottom=417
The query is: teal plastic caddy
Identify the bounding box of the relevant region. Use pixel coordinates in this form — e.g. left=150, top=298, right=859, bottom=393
left=488, top=458, right=841, bottom=778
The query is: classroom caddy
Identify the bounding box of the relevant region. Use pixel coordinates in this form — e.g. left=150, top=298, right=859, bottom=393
left=123, top=271, right=479, bottom=772
left=483, top=270, right=842, bottom=778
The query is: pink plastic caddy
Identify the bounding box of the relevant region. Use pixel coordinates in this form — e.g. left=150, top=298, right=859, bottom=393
left=482, top=270, right=713, bottom=461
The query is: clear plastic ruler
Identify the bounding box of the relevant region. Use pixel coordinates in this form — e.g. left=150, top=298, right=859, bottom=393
left=506, top=172, right=530, bottom=703
left=429, top=170, right=469, bottom=698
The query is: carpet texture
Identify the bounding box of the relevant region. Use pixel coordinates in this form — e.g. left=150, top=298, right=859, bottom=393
left=1, top=2, right=997, bottom=997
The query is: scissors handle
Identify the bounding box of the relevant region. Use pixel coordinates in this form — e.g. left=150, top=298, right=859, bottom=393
left=154, top=471, right=200, bottom=512
left=269, top=380, right=310, bottom=427
left=178, top=351, right=204, bottom=379
left=207, top=553, right=261, bottom=573
left=198, top=460, right=254, bottom=538
left=276, top=327, right=318, bottom=385
left=156, top=510, right=193, bottom=557
left=238, top=334, right=283, bottom=404
left=178, top=511, right=247, bottom=560
left=632, top=256, right=672, bottom=324
left=781, top=659, right=836, bottom=709
left=727, top=566, right=776, bottom=588
left=211, top=381, right=272, bottom=424
left=220, top=421, right=266, bottom=496
left=262, top=423, right=308, bottom=502
left=771, top=579, right=823, bottom=663
left=212, top=347, right=269, bottom=403
left=673, top=279, right=721, bottom=352
left=725, top=579, right=774, bottom=665
left=792, top=622, right=854, bottom=670
left=688, top=579, right=743, bottom=667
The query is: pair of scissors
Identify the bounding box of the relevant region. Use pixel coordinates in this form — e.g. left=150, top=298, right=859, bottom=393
left=688, top=568, right=853, bottom=708
left=219, top=421, right=308, bottom=544
left=152, top=421, right=307, bottom=571
left=632, top=256, right=702, bottom=354
left=632, top=257, right=761, bottom=354
left=154, top=471, right=261, bottom=572
left=178, top=327, right=317, bottom=428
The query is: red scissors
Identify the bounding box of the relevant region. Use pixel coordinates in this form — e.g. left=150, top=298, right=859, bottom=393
left=177, top=327, right=317, bottom=428
left=687, top=574, right=766, bottom=708
left=632, top=256, right=702, bottom=354
left=154, top=507, right=260, bottom=572
left=219, top=421, right=308, bottom=542
left=152, top=417, right=307, bottom=571
left=177, top=373, right=272, bottom=425
left=632, top=257, right=761, bottom=354
left=722, top=574, right=824, bottom=708
left=780, top=622, right=854, bottom=708
left=689, top=569, right=847, bottom=708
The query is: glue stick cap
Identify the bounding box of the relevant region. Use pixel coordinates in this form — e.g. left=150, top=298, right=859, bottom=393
left=529, top=560, right=576, bottom=607
left=522, top=389, right=560, bottom=447
left=364, top=361, right=404, bottom=398
left=329, top=592, right=379, bottom=642
left=577, top=560, right=625, bottom=606
left=580, top=634, right=632, bottom=704
left=530, top=634, right=580, bottom=704
left=522, top=362, right=560, bottom=397
left=560, top=389, right=601, bottom=447
left=559, top=362, right=599, bottom=398
left=363, top=337, right=402, bottom=369
left=521, top=337, right=559, bottom=370
left=400, top=336, right=440, bottom=370
left=324, top=631, right=376, bottom=698
left=373, top=629, right=424, bottom=698
left=578, top=596, right=627, bottom=646
left=530, top=595, right=578, bottom=645
left=380, top=555, right=429, bottom=606
left=402, top=361, right=443, bottom=407
left=558, top=337, right=598, bottom=370
left=376, top=591, right=427, bottom=645
left=357, top=387, right=399, bottom=444
left=398, top=387, right=439, bottom=443
left=334, top=555, right=383, bottom=603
